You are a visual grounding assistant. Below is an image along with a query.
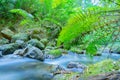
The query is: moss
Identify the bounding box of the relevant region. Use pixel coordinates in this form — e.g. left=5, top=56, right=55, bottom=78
left=83, top=59, right=120, bottom=78
left=70, top=45, right=85, bottom=54
left=53, top=73, right=79, bottom=80
left=49, top=49, right=62, bottom=57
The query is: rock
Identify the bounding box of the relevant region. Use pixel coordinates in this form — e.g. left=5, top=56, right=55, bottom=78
left=1, top=28, right=14, bottom=40
left=40, top=38, right=48, bottom=46
left=47, top=40, right=56, bottom=47
left=44, top=48, right=67, bottom=59
left=0, top=51, right=2, bottom=57
left=70, top=46, right=85, bottom=54
left=44, top=53, right=55, bottom=59
left=13, top=49, right=25, bottom=56
left=67, top=62, right=86, bottom=69
left=12, top=33, right=29, bottom=42
left=15, top=40, right=26, bottom=48
left=27, top=39, right=45, bottom=50
left=14, top=44, right=45, bottom=61
left=85, top=71, right=120, bottom=80
left=66, top=62, right=86, bottom=73
left=0, top=43, right=23, bottom=55
left=48, top=49, right=62, bottom=58
left=0, top=38, right=9, bottom=45
left=26, top=28, right=47, bottom=40
left=106, top=42, right=120, bottom=53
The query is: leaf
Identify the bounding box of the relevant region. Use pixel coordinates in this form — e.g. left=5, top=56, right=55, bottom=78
left=10, top=9, right=34, bottom=19
left=86, top=43, right=97, bottom=56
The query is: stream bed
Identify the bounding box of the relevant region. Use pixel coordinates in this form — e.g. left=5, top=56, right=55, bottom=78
left=0, top=52, right=120, bottom=80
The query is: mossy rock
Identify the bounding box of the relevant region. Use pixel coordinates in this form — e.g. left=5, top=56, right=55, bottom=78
left=53, top=73, right=79, bottom=80
left=0, top=38, right=9, bottom=45
left=49, top=49, right=62, bottom=58
left=107, top=42, right=120, bottom=53
left=27, top=39, right=45, bottom=50
left=82, top=59, right=120, bottom=78
left=70, top=46, right=84, bottom=54
left=1, top=28, right=14, bottom=40
left=12, top=33, right=29, bottom=42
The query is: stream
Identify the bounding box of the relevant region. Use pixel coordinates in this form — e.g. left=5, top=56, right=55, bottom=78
left=0, top=52, right=120, bottom=80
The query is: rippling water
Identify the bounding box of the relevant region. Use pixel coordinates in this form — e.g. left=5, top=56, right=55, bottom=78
left=0, top=52, right=120, bottom=80
left=44, top=51, right=120, bottom=69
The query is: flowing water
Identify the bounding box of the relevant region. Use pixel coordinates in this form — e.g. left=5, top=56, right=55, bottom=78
left=0, top=52, right=120, bottom=80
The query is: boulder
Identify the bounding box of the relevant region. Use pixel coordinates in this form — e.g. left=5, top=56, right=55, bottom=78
left=12, top=33, right=29, bottom=42
left=0, top=43, right=23, bottom=55
left=14, top=44, right=44, bottom=61
left=44, top=48, right=67, bottom=59
left=67, top=62, right=86, bottom=69
left=0, top=51, right=2, bottom=57
left=27, top=39, right=45, bottom=50
left=1, top=28, right=14, bottom=40
left=0, top=38, right=9, bottom=45
left=15, top=40, right=26, bottom=48
left=26, top=28, right=47, bottom=40
left=40, top=38, right=48, bottom=46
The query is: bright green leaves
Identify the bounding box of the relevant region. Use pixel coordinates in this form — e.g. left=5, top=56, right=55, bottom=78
left=57, top=6, right=120, bottom=56
left=10, top=9, right=34, bottom=25
left=10, top=9, right=34, bottom=19
left=57, top=8, right=101, bottom=47
left=86, top=43, right=97, bottom=56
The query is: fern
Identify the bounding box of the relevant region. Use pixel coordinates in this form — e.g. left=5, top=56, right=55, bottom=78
left=57, top=6, right=120, bottom=56
left=10, top=9, right=34, bottom=19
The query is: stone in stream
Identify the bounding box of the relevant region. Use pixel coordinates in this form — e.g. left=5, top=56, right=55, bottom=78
left=1, top=28, right=14, bottom=40
left=15, top=40, right=26, bottom=48
left=43, top=47, right=67, bottom=59
left=0, top=54, right=62, bottom=80
left=0, top=43, right=24, bottom=55
left=67, top=62, right=86, bottom=69
left=0, top=51, right=2, bottom=57
left=66, top=61, right=87, bottom=73
left=27, top=39, right=45, bottom=50
left=14, top=44, right=44, bottom=61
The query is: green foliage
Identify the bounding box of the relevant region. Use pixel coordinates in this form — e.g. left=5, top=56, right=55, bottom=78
left=10, top=9, right=34, bottom=25
left=0, top=0, right=40, bottom=19
left=83, top=59, right=120, bottom=77
left=10, top=9, right=34, bottom=19
left=49, top=49, right=62, bottom=57
left=57, top=5, right=120, bottom=55
left=0, top=0, right=15, bottom=18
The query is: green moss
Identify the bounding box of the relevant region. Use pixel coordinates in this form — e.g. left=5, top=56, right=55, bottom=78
left=83, top=59, right=120, bottom=77
left=53, top=73, right=79, bottom=80
left=70, top=46, right=83, bottom=54
left=49, top=49, right=62, bottom=57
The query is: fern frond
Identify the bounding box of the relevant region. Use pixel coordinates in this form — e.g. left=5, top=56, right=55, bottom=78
left=10, top=9, right=34, bottom=19
left=57, top=6, right=120, bottom=55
